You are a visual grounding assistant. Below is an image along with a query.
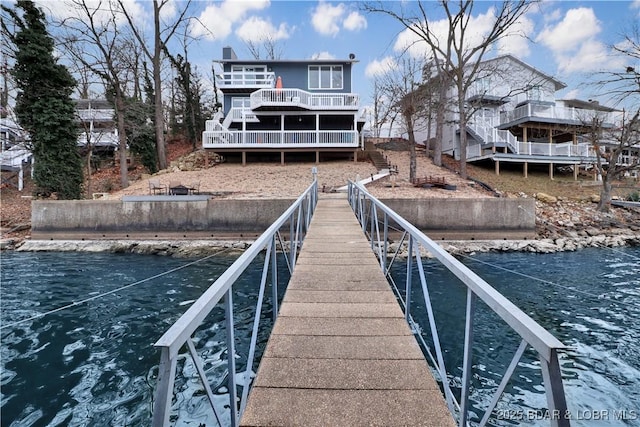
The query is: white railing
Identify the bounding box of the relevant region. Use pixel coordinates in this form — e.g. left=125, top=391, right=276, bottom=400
left=0, top=145, right=32, bottom=168
left=202, top=130, right=359, bottom=148
left=348, top=181, right=570, bottom=427
left=250, top=88, right=359, bottom=111
left=76, top=108, right=115, bottom=121
left=517, top=142, right=596, bottom=157
left=152, top=181, right=318, bottom=427
left=217, top=71, right=276, bottom=88
left=77, top=131, right=119, bottom=147
left=501, top=104, right=616, bottom=126
left=222, top=108, right=259, bottom=128
left=467, top=121, right=519, bottom=154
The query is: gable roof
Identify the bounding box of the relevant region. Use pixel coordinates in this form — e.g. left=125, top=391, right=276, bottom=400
left=480, top=54, right=566, bottom=91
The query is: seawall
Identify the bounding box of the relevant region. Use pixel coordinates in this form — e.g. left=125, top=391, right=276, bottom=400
left=30, top=197, right=536, bottom=240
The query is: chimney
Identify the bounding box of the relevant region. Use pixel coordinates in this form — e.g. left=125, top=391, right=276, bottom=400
left=223, top=47, right=237, bottom=60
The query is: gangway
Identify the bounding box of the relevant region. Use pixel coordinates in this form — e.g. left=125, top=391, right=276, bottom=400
left=151, top=180, right=570, bottom=427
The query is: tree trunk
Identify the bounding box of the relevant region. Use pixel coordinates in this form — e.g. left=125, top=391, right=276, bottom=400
left=432, top=74, right=447, bottom=167
left=85, top=143, right=93, bottom=196
left=115, top=92, right=129, bottom=188
left=153, top=0, right=167, bottom=170
left=598, top=176, right=612, bottom=212
left=405, top=113, right=417, bottom=183
left=458, top=93, right=468, bottom=179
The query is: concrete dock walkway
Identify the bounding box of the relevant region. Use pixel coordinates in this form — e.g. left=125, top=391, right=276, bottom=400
left=240, top=194, right=455, bottom=426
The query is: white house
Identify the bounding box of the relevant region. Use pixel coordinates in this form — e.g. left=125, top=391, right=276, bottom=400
left=416, top=55, right=629, bottom=178
left=202, top=47, right=365, bottom=164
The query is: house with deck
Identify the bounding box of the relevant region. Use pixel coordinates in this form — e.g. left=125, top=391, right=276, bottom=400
left=75, top=99, right=119, bottom=154
left=203, top=47, right=364, bottom=164
left=418, top=55, right=630, bottom=179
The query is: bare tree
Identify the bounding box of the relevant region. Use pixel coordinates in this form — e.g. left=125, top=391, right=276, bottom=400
left=365, top=0, right=534, bottom=178
left=370, top=81, right=398, bottom=138
left=587, top=26, right=640, bottom=211
left=246, top=34, right=284, bottom=60
left=57, top=0, right=135, bottom=188
left=376, top=55, right=428, bottom=182
left=581, top=110, right=640, bottom=212
left=118, top=0, right=193, bottom=170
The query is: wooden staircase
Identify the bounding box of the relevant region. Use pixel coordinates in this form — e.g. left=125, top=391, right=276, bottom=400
left=364, top=140, right=391, bottom=171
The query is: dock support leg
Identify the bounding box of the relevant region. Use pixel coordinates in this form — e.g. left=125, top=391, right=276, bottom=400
left=523, top=162, right=528, bottom=178
left=242, top=151, right=246, bottom=166
left=316, top=151, right=320, bottom=164
left=495, top=160, right=500, bottom=175
left=549, top=162, right=554, bottom=180
left=574, top=163, right=578, bottom=181
left=354, top=150, right=358, bottom=162
left=281, top=151, right=285, bottom=165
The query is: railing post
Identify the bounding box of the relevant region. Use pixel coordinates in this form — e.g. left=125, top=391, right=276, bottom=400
left=271, top=234, right=279, bottom=322
left=405, top=235, right=413, bottom=324
left=151, top=346, right=177, bottom=427
left=225, top=290, right=239, bottom=427
left=382, top=212, right=388, bottom=273
left=459, top=289, right=477, bottom=427
left=540, top=350, right=571, bottom=427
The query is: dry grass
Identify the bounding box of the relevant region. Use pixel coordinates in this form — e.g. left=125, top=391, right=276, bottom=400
left=461, top=160, right=639, bottom=201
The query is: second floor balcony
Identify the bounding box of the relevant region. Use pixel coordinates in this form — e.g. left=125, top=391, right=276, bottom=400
left=499, top=103, right=618, bottom=128
left=217, top=71, right=276, bottom=91
left=250, top=88, right=359, bottom=111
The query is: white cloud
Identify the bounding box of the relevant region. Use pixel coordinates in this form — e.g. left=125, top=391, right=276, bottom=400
left=311, top=2, right=367, bottom=37
left=311, top=51, right=336, bottom=60
left=37, top=0, right=146, bottom=28
left=535, top=7, right=626, bottom=75
left=311, top=1, right=345, bottom=36
left=159, top=1, right=177, bottom=21
left=555, top=40, right=611, bottom=74
left=343, top=11, right=367, bottom=32
left=497, top=14, right=534, bottom=57
left=536, top=8, right=601, bottom=53
left=365, top=56, right=397, bottom=78
left=191, top=0, right=270, bottom=40
left=236, top=16, right=291, bottom=42
left=394, top=8, right=499, bottom=60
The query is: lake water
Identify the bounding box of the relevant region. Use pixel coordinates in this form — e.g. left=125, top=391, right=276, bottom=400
left=1, top=247, right=639, bottom=426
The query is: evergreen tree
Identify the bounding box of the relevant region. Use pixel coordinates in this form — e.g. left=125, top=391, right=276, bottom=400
left=5, top=0, right=82, bottom=199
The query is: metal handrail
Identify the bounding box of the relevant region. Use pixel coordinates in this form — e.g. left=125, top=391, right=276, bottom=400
left=151, top=179, right=318, bottom=427
left=347, top=181, right=570, bottom=427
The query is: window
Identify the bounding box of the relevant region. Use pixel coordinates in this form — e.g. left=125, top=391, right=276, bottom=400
left=231, top=65, right=267, bottom=83
left=309, top=65, right=343, bottom=90
left=231, top=97, right=251, bottom=108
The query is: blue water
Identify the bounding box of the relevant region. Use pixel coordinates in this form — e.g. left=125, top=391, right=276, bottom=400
left=1, top=247, right=639, bottom=426
left=390, top=246, right=640, bottom=426
left=1, top=252, right=288, bottom=426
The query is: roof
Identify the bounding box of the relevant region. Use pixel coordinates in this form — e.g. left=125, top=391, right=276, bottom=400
left=480, top=54, right=566, bottom=91
left=219, top=46, right=358, bottom=64
left=560, top=99, right=618, bottom=112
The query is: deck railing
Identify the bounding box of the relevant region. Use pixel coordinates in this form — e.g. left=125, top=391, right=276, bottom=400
left=250, top=88, right=359, bottom=111
left=217, top=71, right=276, bottom=88
left=517, top=141, right=595, bottom=157
left=202, top=130, right=360, bottom=148
left=151, top=180, right=318, bottom=427
left=348, top=181, right=570, bottom=427
left=500, top=103, right=617, bottom=127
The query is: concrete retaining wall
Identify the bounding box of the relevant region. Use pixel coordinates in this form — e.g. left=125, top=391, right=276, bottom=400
left=380, top=198, right=535, bottom=232
left=32, top=199, right=295, bottom=236
left=31, top=197, right=535, bottom=239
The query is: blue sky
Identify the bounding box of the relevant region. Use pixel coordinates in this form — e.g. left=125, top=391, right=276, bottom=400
left=36, top=0, right=640, bottom=108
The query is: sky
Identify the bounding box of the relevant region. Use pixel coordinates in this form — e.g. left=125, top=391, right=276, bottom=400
left=32, top=0, right=640, bottom=110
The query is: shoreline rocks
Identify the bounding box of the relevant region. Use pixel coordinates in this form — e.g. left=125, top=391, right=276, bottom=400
left=14, top=231, right=640, bottom=258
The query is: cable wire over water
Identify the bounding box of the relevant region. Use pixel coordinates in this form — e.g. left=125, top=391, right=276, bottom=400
left=459, top=253, right=640, bottom=310
left=1, top=248, right=234, bottom=331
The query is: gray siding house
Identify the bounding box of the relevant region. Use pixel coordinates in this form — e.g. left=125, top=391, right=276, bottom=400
left=416, top=55, right=630, bottom=178
left=203, top=47, right=364, bottom=164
